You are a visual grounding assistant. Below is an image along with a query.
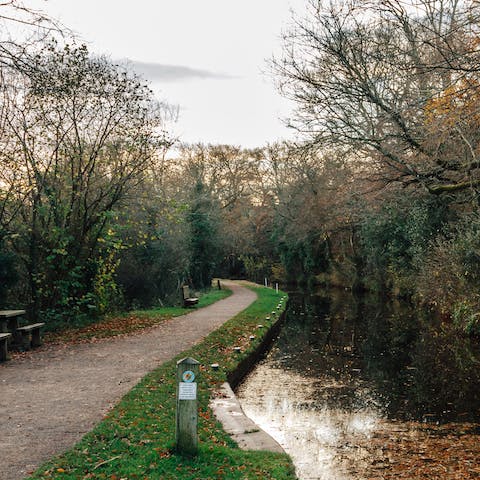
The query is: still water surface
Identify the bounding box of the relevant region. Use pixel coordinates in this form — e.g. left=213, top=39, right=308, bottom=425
left=236, top=289, right=480, bottom=480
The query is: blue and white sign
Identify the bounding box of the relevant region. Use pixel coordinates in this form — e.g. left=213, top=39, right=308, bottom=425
left=182, top=370, right=195, bottom=383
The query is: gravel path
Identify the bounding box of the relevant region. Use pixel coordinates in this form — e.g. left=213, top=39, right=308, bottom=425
left=0, top=281, right=256, bottom=480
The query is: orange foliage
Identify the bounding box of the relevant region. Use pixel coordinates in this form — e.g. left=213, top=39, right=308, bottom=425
left=424, top=79, right=480, bottom=131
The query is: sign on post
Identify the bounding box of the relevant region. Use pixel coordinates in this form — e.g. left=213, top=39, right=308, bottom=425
left=176, top=357, right=200, bottom=455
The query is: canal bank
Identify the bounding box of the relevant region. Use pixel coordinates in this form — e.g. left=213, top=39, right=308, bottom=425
left=210, top=306, right=287, bottom=454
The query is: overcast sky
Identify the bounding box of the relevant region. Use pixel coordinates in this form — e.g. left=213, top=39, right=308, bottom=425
left=27, top=0, right=306, bottom=148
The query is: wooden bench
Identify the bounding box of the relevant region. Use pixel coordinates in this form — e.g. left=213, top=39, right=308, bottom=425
left=182, top=286, right=199, bottom=307
left=14, top=322, right=45, bottom=350
left=0, top=332, right=12, bottom=361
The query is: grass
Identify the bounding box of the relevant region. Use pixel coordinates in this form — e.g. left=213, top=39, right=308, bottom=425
left=29, top=285, right=296, bottom=480
left=44, top=287, right=232, bottom=345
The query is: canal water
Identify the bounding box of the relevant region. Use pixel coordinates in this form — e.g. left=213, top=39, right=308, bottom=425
left=236, top=289, right=480, bottom=480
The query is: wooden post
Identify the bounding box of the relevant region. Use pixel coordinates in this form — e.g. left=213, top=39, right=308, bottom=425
left=217, top=279, right=221, bottom=290
left=275, top=282, right=279, bottom=293
left=176, top=357, right=200, bottom=455
left=264, top=277, right=268, bottom=287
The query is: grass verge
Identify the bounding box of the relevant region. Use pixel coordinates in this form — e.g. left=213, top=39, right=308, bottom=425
left=30, top=285, right=296, bottom=480
left=44, top=287, right=232, bottom=345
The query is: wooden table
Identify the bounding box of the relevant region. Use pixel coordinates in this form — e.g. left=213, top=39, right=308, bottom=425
left=0, top=310, right=26, bottom=333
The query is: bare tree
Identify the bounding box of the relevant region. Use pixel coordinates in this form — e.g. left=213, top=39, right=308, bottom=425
left=274, top=0, right=480, bottom=197
left=177, top=143, right=262, bottom=210
left=0, top=1, right=67, bottom=69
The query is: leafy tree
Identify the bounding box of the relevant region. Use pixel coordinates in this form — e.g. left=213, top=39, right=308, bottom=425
left=188, top=180, right=220, bottom=289
left=115, top=186, right=191, bottom=308
left=0, top=42, right=173, bottom=322
left=358, top=194, right=449, bottom=294
left=0, top=230, right=17, bottom=305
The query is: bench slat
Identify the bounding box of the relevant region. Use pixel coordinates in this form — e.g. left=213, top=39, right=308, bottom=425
left=16, top=323, right=45, bottom=332
left=0, top=310, right=26, bottom=317
left=0, top=332, right=12, bottom=339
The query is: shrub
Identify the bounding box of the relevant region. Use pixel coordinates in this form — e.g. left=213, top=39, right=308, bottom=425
left=358, top=195, right=448, bottom=295
left=416, top=213, right=480, bottom=334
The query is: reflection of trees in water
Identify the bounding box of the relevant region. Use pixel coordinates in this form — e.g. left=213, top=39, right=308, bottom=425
left=363, top=299, right=480, bottom=421
left=361, top=296, right=419, bottom=418
left=410, top=326, right=480, bottom=421
left=277, top=289, right=480, bottom=422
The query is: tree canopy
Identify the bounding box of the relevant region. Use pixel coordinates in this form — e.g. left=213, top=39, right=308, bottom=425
left=274, top=0, right=480, bottom=197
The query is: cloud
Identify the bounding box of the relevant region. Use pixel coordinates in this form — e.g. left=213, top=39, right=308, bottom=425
left=124, top=59, right=235, bottom=82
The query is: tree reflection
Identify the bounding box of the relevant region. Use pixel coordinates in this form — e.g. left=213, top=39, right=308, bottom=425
left=277, top=289, right=480, bottom=422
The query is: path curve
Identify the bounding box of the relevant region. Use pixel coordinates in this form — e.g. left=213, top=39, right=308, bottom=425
left=0, top=281, right=257, bottom=480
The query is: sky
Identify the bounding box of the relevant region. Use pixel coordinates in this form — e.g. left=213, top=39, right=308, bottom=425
left=26, top=0, right=306, bottom=148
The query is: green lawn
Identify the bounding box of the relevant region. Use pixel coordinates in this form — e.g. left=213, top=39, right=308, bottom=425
left=30, top=285, right=296, bottom=480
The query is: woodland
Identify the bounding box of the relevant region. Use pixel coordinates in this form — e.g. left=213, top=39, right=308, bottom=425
left=0, top=0, right=479, bottom=341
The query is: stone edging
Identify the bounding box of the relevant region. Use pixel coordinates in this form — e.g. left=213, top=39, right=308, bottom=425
left=210, top=309, right=286, bottom=453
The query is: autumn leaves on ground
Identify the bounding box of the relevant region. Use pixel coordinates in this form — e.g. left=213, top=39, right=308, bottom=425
left=352, top=422, right=480, bottom=479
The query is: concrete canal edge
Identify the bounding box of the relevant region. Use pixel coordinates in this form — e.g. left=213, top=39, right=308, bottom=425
left=210, top=382, right=285, bottom=453
left=209, top=309, right=286, bottom=453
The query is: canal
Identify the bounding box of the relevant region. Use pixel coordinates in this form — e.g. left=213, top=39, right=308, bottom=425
left=236, top=289, right=480, bottom=479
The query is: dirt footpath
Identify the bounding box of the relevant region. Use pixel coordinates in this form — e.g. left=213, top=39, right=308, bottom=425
left=0, top=281, right=256, bottom=480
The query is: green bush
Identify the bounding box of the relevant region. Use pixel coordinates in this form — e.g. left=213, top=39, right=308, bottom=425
left=417, top=213, right=480, bottom=334
left=358, top=195, right=448, bottom=294
left=0, top=232, right=18, bottom=306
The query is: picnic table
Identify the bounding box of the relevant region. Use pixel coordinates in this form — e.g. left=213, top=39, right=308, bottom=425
left=0, top=310, right=26, bottom=333
left=0, top=309, right=45, bottom=355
